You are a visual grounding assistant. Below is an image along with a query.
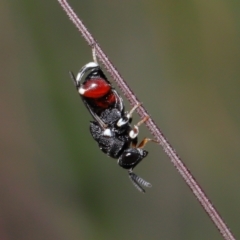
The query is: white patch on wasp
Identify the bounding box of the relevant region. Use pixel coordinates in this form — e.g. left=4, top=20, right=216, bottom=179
left=103, top=128, right=113, bottom=137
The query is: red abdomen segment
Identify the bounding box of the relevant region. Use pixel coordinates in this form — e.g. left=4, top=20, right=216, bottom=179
left=93, top=92, right=116, bottom=108
left=80, top=78, right=111, bottom=98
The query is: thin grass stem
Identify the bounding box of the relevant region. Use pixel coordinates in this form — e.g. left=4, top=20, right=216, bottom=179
left=57, top=1, right=236, bottom=239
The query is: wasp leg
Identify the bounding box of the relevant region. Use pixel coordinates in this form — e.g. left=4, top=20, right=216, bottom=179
left=131, top=137, right=138, bottom=148
left=127, top=103, right=141, bottom=119
left=137, top=138, right=158, bottom=148
left=92, top=45, right=98, bottom=64
left=129, top=115, right=149, bottom=139
left=117, top=103, right=141, bottom=128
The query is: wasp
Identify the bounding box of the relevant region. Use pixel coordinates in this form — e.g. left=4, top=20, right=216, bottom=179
left=70, top=51, right=155, bottom=192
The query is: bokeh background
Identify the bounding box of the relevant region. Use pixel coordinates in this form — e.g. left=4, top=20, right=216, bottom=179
left=1, top=1, right=240, bottom=239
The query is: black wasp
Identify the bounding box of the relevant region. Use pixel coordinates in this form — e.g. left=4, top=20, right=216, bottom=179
left=70, top=52, right=155, bottom=193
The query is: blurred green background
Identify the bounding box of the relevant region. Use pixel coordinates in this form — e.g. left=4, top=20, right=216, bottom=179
left=1, top=0, right=240, bottom=239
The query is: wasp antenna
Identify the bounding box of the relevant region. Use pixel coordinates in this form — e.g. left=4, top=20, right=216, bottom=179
left=129, top=172, right=152, bottom=189
left=129, top=173, right=145, bottom=193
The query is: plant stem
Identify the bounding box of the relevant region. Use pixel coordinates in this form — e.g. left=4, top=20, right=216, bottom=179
left=57, top=1, right=236, bottom=239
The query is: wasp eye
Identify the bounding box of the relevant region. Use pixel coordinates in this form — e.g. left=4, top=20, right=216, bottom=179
left=122, top=151, right=138, bottom=163
left=118, top=148, right=148, bottom=169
